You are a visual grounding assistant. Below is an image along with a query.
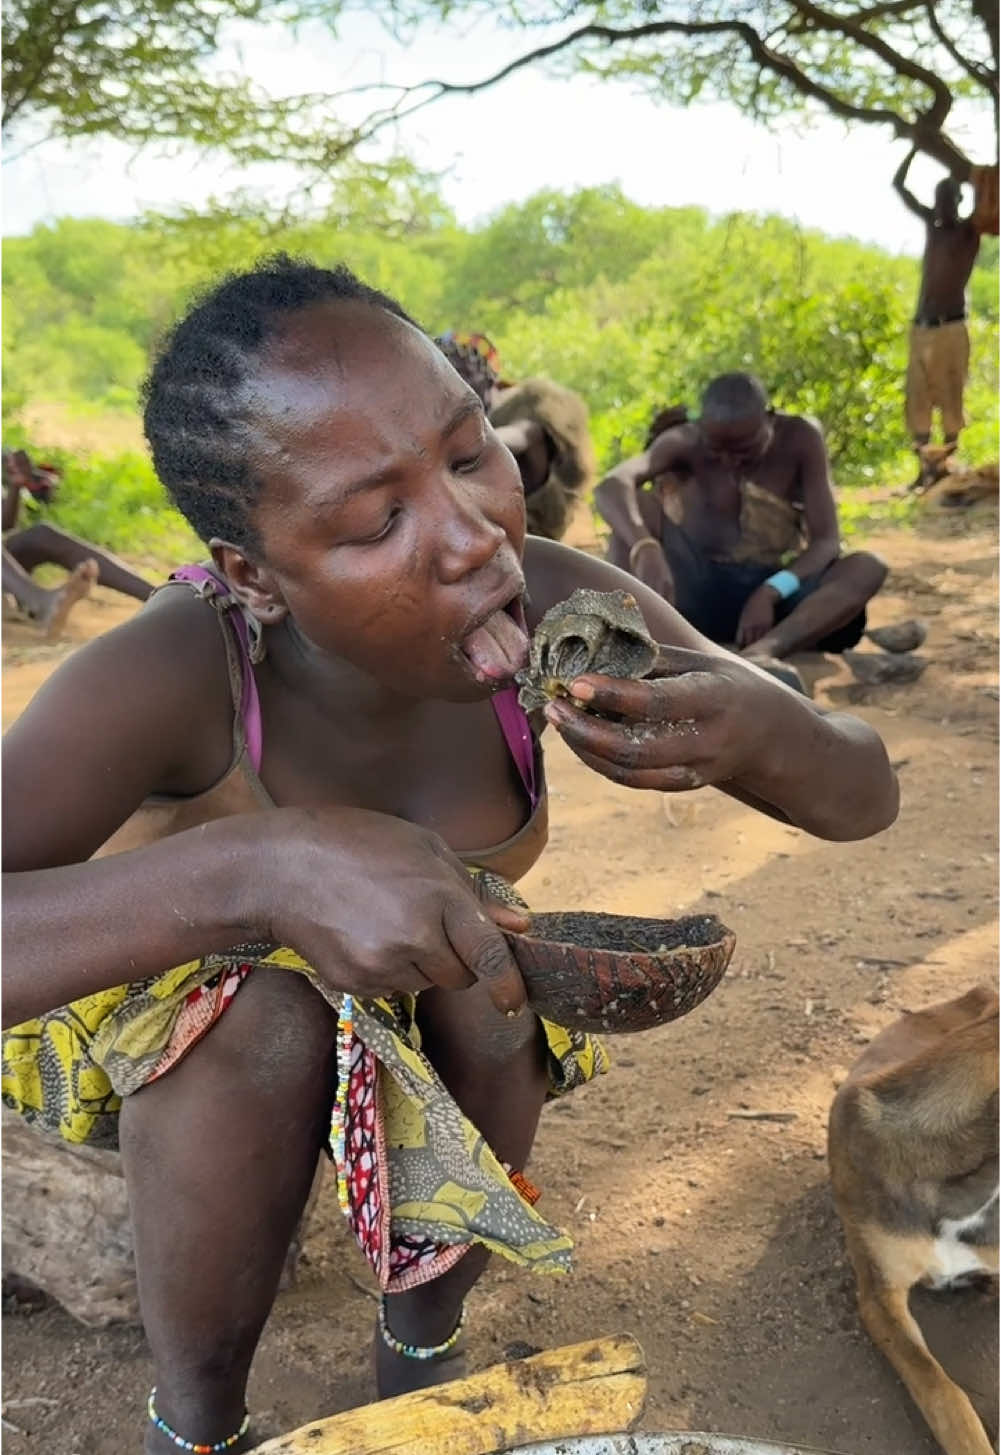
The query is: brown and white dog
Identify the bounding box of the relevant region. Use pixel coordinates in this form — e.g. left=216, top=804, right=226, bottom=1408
left=829, top=985, right=999, bottom=1455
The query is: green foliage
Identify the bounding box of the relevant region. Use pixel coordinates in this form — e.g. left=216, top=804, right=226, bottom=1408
left=4, top=183, right=998, bottom=557
left=1, top=0, right=364, bottom=171
left=477, top=210, right=945, bottom=486
left=2, top=428, right=200, bottom=559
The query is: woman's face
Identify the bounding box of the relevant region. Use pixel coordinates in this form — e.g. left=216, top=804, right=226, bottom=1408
left=243, top=301, right=529, bottom=702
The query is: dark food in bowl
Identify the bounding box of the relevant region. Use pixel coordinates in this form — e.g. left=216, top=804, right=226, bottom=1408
left=505, top=911, right=735, bottom=1034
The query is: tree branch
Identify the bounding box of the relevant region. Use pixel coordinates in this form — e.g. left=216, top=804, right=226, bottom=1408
left=924, top=2, right=996, bottom=94
left=783, top=0, right=922, bottom=39
left=971, top=0, right=999, bottom=75
left=2, top=0, right=82, bottom=130
left=786, top=0, right=953, bottom=127
left=342, top=13, right=974, bottom=175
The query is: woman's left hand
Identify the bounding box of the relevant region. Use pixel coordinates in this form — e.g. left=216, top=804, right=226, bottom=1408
left=541, top=643, right=788, bottom=792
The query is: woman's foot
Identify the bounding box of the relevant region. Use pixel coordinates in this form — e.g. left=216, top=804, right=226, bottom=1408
left=39, top=558, right=99, bottom=640
left=375, top=1335, right=468, bottom=1398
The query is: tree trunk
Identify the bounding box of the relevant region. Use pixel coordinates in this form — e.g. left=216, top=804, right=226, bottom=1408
left=2, top=1111, right=324, bottom=1328
left=2, top=1112, right=140, bottom=1326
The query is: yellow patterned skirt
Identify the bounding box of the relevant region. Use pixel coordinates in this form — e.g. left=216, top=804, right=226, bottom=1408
left=2, top=889, right=608, bottom=1292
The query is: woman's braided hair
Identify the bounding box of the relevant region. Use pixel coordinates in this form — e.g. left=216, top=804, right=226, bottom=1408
left=142, top=255, right=414, bottom=550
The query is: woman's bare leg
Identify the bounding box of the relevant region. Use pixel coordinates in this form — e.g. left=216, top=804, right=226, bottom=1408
left=120, top=969, right=337, bottom=1453
left=3, top=546, right=98, bottom=637
left=374, top=989, right=549, bottom=1397
left=6, top=522, right=153, bottom=601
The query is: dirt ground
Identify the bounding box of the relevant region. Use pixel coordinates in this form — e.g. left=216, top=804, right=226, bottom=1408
left=2, top=506, right=998, bottom=1454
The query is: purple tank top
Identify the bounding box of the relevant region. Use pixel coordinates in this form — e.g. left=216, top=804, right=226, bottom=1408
left=170, top=566, right=538, bottom=808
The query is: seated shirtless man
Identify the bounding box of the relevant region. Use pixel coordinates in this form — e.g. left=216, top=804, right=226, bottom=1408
left=595, top=373, right=887, bottom=663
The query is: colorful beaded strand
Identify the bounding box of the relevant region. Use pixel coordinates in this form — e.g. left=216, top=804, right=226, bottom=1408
left=378, top=1297, right=466, bottom=1360
left=331, top=993, right=354, bottom=1215
left=147, top=1390, right=249, bottom=1452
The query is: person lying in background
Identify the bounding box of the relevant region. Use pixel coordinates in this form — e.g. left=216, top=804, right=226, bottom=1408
left=3, top=447, right=153, bottom=638
left=595, top=374, right=890, bottom=682
left=435, top=331, right=595, bottom=540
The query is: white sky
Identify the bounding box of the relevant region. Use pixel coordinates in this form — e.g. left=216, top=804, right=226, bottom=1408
left=2, top=12, right=993, bottom=255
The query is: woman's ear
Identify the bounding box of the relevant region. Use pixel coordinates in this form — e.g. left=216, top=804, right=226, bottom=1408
left=209, top=540, right=289, bottom=625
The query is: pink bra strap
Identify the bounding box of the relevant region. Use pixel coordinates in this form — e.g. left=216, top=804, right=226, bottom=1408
left=169, top=568, right=536, bottom=805
left=170, top=566, right=264, bottom=774
left=491, top=686, right=538, bottom=809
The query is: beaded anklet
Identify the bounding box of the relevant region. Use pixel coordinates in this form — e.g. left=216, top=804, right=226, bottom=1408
left=378, top=1296, right=466, bottom=1360
left=147, top=1389, right=249, bottom=1452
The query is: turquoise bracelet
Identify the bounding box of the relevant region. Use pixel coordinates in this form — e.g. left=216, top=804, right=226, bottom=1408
left=764, top=569, right=800, bottom=600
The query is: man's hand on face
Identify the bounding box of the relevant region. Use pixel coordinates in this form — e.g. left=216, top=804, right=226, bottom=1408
left=735, top=584, right=778, bottom=649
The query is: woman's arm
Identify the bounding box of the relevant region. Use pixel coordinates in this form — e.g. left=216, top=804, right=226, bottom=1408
left=3, top=592, right=256, bottom=1024
left=3, top=595, right=526, bottom=1027
left=524, top=537, right=899, bottom=842
left=5, top=817, right=270, bottom=1025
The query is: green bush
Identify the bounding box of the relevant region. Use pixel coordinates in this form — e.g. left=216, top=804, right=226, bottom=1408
left=4, top=430, right=199, bottom=561
left=4, top=184, right=997, bottom=556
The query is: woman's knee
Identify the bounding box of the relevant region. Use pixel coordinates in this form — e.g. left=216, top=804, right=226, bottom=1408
left=419, top=984, right=545, bottom=1071
left=209, top=967, right=337, bottom=1097
left=125, top=969, right=336, bottom=1143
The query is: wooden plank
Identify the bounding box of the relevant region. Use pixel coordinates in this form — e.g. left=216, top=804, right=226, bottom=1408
left=248, top=1333, right=646, bottom=1455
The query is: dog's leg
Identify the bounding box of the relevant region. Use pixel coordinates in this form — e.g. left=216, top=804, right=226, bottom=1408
left=854, top=1253, right=995, bottom=1455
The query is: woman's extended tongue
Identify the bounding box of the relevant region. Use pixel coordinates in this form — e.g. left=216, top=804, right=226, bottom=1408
left=461, top=607, right=530, bottom=682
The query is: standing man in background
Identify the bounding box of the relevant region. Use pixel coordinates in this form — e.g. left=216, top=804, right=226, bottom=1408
left=893, top=152, right=982, bottom=489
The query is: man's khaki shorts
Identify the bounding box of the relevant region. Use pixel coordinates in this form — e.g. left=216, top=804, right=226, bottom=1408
left=906, top=320, right=969, bottom=438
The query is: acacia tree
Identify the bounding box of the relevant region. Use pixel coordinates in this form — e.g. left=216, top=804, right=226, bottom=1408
left=354, top=0, right=997, bottom=183
left=1, top=0, right=361, bottom=167
left=7, top=1, right=994, bottom=189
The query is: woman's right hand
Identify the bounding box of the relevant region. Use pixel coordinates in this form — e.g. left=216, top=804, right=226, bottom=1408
left=262, top=806, right=529, bottom=1014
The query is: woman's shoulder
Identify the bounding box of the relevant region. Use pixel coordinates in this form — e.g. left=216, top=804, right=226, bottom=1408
left=6, top=576, right=236, bottom=794
left=90, top=576, right=234, bottom=685
left=523, top=537, right=636, bottom=624
left=522, top=535, right=707, bottom=652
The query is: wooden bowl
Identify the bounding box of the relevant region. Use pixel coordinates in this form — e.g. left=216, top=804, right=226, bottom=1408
left=504, top=911, right=735, bottom=1034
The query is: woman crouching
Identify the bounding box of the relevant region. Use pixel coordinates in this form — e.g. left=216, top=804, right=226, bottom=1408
left=2, top=257, right=898, bottom=1452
